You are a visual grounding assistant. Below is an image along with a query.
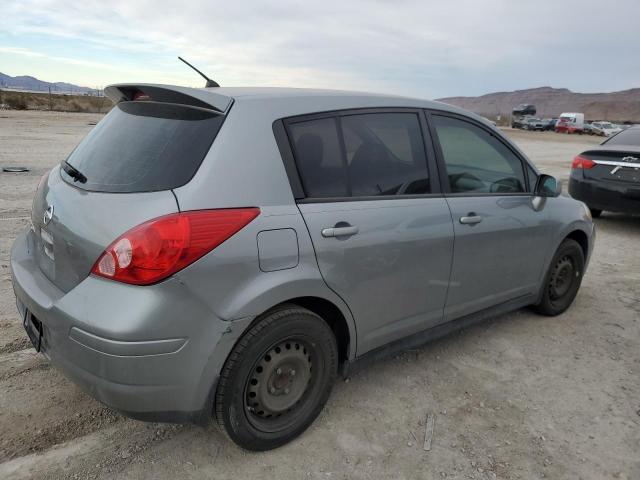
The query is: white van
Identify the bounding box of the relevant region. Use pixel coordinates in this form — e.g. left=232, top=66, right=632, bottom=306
left=556, top=113, right=585, bottom=134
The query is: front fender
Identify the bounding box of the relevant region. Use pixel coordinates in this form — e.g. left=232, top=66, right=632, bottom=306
left=535, top=197, right=595, bottom=302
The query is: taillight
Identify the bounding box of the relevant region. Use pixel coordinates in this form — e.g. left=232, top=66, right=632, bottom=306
left=571, top=155, right=596, bottom=169
left=132, top=90, right=151, bottom=101
left=91, top=208, right=260, bottom=285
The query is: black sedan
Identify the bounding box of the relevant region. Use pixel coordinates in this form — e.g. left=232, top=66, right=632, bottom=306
left=543, top=118, right=558, bottom=131
left=569, top=126, right=640, bottom=217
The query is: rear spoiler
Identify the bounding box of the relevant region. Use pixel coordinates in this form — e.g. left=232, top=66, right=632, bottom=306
left=104, top=83, right=233, bottom=113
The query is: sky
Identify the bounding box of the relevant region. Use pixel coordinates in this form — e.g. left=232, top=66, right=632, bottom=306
left=1, top=0, right=639, bottom=99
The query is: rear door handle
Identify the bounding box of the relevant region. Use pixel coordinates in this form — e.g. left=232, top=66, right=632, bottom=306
left=459, top=213, right=482, bottom=225
left=321, top=226, right=359, bottom=238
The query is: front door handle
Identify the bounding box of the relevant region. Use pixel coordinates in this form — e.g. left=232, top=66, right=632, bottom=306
left=321, top=225, right=359, bottom=238
left=459, top=213, right=483, bottom=225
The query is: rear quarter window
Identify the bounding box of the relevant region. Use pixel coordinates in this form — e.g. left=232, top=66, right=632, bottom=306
left=61, top=102, right=224, bottom=193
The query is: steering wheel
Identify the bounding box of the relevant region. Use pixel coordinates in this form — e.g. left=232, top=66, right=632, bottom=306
left=489, top=177, right=522, bottom=193
left=449, top=172, right=484, bottom=192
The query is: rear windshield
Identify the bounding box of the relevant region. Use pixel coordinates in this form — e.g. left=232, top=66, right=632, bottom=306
left=61, top=101, right=224, bottom=192
left=603, top=128, right=640, bottom=146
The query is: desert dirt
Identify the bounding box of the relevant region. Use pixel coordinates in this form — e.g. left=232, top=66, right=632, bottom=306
left=0, top=111, right=638, bottom=480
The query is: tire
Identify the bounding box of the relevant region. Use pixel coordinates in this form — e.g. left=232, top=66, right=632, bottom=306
left=215, top=304, right=338, bottom=451
left=533, top=239, right=585, bottom=316
left=589, top=207, right=602, bottom=218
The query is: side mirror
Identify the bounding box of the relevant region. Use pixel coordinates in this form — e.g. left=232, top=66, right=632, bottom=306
left=535, top=174, right=562, bottom=197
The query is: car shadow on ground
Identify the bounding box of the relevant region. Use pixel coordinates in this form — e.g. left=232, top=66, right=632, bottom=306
left=593, top=212, right=640, bottom=231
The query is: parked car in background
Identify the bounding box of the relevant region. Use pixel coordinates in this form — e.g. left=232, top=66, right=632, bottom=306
left=590, top=121, right=622, bottom=137
left=569, top=125, right=640, bottom=217
left=512, top=104, right=537, bottom=116
left=511, top=104, right=536, bottom=129
left=583, top=122, right=593, bottom=135
left=525, top=117, right=545, bottom=131
left=511, top=115, right=528, bottom=129
left=11, top=84, right=595, bottom=451
left=556, top=113, right=585, bottom=134
left=542, top=118, right=558, bottom=131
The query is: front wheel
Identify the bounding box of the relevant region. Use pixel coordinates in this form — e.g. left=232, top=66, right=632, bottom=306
left=533, top=239, right=585, bottom=316
left=215, top=305, right=338, bottom=451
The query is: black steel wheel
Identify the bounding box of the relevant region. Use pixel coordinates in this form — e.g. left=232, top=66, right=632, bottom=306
left=244, top=338, right=315, bottom=431
left=533, top=238, right=585, bottom=316
left=215, top=304, right=337, bottom=450
left=548, top=255, right=575, bottom=301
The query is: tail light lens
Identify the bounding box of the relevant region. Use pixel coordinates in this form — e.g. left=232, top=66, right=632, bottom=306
left=571, top=155, right=596, bottom=169
left=92, top=208, right=260, bottom=285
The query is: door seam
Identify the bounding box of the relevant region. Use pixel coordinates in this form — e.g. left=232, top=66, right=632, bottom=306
left=441, top=197, right=457, bottom=318
left=294, top=204, right=359, bottom=354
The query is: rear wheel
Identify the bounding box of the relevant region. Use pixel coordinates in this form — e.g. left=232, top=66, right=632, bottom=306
left=215, top=305, right=338, bottom=451
left=533, top=239, right=585, bottom=316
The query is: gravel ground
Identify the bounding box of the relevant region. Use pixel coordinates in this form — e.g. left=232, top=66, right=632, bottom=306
left=0, top=111, right=638, bottom=480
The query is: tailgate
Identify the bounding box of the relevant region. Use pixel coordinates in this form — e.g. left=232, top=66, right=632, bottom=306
left=31, top=167, right=178, bottom=293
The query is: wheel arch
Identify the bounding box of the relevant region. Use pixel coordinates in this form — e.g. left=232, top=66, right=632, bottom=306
left=272, top=296, right=352, bottom=366
left=535, top=222, right=593, bottom=305
left=565, top=229, right=589, bottom=260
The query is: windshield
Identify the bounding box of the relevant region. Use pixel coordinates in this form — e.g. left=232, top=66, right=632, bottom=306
left=61, top=101, right=224, bottom=193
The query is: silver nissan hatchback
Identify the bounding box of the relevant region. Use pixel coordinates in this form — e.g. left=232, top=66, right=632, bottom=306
left=11, top=84, right=595, bottom=450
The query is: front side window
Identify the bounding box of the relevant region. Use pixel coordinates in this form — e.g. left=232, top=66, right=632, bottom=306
left=527, top=164, right=538, bottom=191
left=432, top=115, right=526, bottom=194
left=288, top=112, right=430, bottom=198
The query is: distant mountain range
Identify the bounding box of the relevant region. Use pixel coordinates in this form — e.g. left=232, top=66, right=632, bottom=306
left=0, top=72, right=94, bottom=94
left=437, top=86, right=640, bottom=122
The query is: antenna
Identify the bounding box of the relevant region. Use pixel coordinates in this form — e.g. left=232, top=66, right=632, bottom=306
left=178, top=56, right=220, bottom=88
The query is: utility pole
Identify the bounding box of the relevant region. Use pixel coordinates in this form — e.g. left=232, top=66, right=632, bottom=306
left=48, top=85, right=53, bottom=111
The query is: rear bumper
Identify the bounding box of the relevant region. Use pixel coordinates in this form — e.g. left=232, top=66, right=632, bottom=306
left=10, top=228, right=251, bottom=423
left=569, top=173, right=640, bottom=214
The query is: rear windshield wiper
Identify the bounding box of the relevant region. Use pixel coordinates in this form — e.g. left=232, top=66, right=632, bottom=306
left=62, top=161, right=87, bottom=183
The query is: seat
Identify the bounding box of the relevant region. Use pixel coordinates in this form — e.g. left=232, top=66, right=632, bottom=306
left=349, top=142, right=391, bottom=195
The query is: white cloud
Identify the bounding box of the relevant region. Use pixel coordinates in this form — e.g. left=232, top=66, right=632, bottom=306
left=1, top=0, right=639, bottom=97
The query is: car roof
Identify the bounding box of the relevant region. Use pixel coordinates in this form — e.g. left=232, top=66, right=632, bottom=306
left=105, top=83, right=482, bottom=123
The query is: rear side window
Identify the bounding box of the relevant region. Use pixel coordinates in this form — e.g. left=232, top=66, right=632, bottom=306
left=341, top=113, right=430, bottom=196
left=288, top=112, right=430, bottom=198
left=61, top=102, right=224, bottom=193
left=432, top=115, right=526, bottom=194
left=288, top=118, right=348, bottom=197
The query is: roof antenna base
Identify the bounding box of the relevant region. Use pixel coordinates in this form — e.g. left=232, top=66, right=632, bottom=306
left=178, top=57, right=219, bottom=88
